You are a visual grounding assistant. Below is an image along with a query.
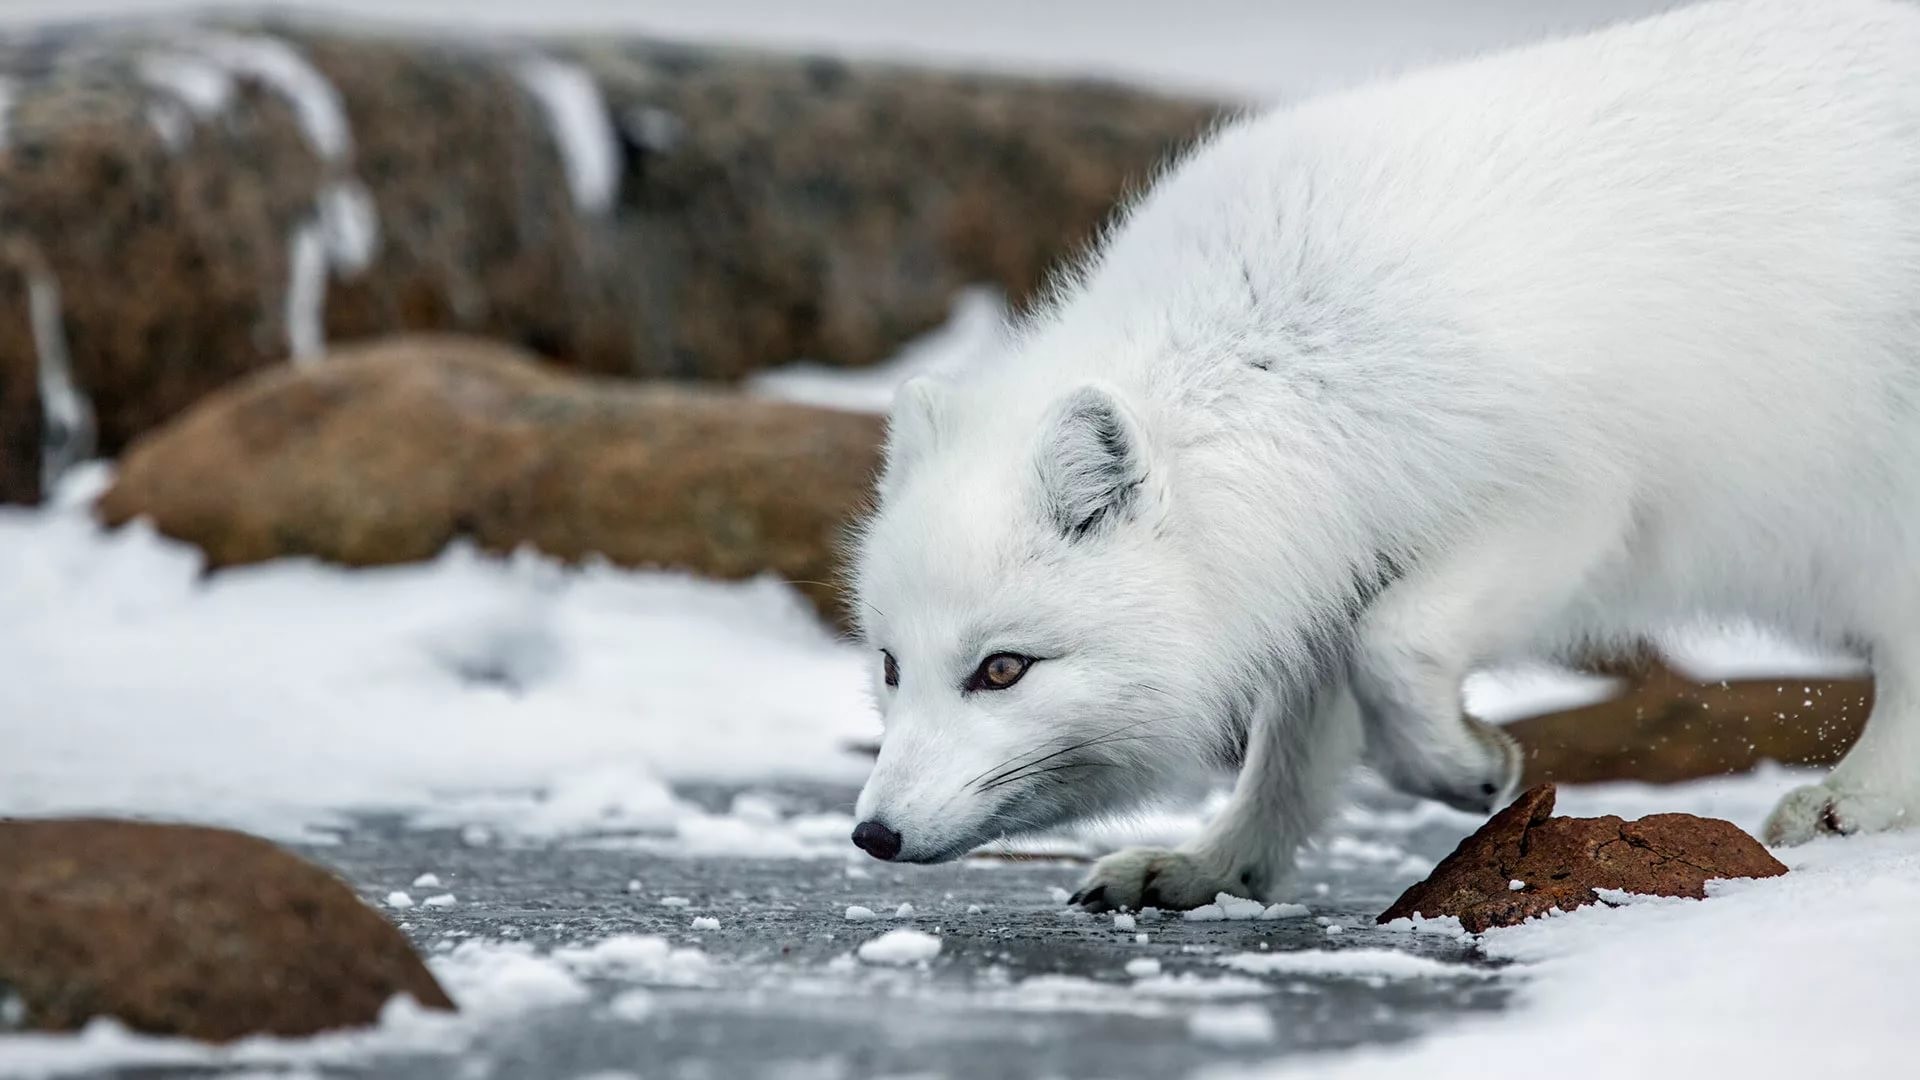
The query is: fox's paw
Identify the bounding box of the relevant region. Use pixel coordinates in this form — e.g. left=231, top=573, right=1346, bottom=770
left=1068, top=847, right=1249, bottom=913
left=1372, top=717, right=1522, bottom=816
left=1763, top=782, right=1911, bottom=846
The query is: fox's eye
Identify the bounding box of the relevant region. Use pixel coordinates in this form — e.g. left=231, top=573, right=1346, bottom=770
left=882, top=651, right=899, bottom=689
left=969, top=653, right=1032, bottom=691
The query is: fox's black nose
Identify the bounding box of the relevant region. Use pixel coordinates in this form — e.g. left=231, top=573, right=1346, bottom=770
left=851, top=819, right=903, bottom=861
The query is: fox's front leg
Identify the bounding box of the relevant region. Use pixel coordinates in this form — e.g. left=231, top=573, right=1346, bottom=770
left=1351, top=504, right=1630, bottom=813
left=1071, top=682, right=1363, bottom=912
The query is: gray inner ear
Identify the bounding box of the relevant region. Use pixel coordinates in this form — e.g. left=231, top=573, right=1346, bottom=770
left=1039, top=386, right=1147, bottom=540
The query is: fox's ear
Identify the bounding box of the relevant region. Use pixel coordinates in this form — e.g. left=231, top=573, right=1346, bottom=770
left=879, top=376, right=946, bottom=496
left=1034, top=383, right=1151, bottom=540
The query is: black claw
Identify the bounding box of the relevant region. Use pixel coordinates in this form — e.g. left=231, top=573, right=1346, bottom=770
left=1074, top=885, right=1111, bottom=913
left=1067, top=888, right=1087, bottom=906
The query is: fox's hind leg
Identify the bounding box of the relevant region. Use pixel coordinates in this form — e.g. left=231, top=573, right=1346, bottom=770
left=1070, top=680, right=1363, bottom=912
left=1350, top=500, right=1632, bottom=814
left=1765, top=639, right=1920, bottom=843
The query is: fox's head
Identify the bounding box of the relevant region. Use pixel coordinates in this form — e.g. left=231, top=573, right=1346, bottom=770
left=847, top=373, right=1241, bottom=863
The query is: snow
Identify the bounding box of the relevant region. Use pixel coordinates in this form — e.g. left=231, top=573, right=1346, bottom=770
left=25, top=268, right=96, bottom=490
left=843, top=905, right=877, bottom=921
left=421, top=893, right=456, bottom=908
left=894, top=902, right=915, bottom=918
left=1219, top=950, right=1489, bottom=982
left=658, top=897, right=692, bottom=908
left=411, top=873, right=441, bottom=888
left=1123, top=958, right=1159, bottom=978
left=750, top=288, right=1010, bottom=413
left=1508, top=879, right=1526, bottom=891
left=512, top=55, right=621, bottom=214
left=549, top=934, right=711, bottom=985
left=1112, top=913, right=1136, bottom=931
left=689, top=916, right=720, bottom=931
left=187, top=32, right=352, bottom=161
left=856, top=929, right=942, bottom=965
left=383, top=891, right=414, bottom=909
left=284, top=219, right=329, bottom=361
left=1181, top=894, right=1306, bottom=922
left=1189, top=1004, right=1277, bottom=1046
left=318, top=181, right=380, bottom=273
left=0, top=480, right=877, bottom=844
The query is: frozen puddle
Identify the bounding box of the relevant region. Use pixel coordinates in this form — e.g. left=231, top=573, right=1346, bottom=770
left=0, top=786, right=1510, bottom=1080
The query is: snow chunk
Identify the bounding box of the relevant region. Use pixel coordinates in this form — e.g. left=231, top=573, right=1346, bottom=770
left=1135, top=932, right=1151, bottom=944
left=1124, top=957, right=1161, bottom=978
left=384, top=891, right=414, bottom=909
left=431, top=940, right=587, bottom=1018
left=894, top=902, right=915, bottom=918
left=659, top=896, right=691, bottom=908
left=1048, top=886, right=1072, bottom=904
left=513, top=55, right=620, bottom=213
left=1130, top=972, right=1272, bottom=999
left=422, top=893, right=456, bottom=908
left=553, top=934, right=710, bottom=985
left=1189, top=1003, right=1277, bottom=1045
left=1509, top=879, right=1527, bottom=891
left=856, top=929, right=942, bottom=965
left=1182, top=892, right=1271, bottom=921
left=26, top=268, right=96, bottom=489
left=412, top=873, right=442, bottom=889
left=1112, top=912, right=1137, bottom=931
left=689, top=916, right=720, bottom=931
left=1219, top=948, right=1490, bottom=981
left=844, top=905, right=877, bottom=921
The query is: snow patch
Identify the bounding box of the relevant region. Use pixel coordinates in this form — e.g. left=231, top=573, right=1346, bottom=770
left=512, top=55, right=620, bottom=213
left=843, top=905, right=877, bottom=922
left=1181, top=894, right=1304, bottom=922
left=1220, top=949, right=1490, bottom=981
left=25, top=268, right=97, bottom=490
left=750, top=288, right=1009, bottom=413
left=384, top=891, right=414, bottom=909
left=856, top=929, right=942, bottom=965
left=689, top=916, right=719, bottom=931
left=1189, top=1004, right=1277, bottom=1045
left=551, top=934, right=711, bottom=985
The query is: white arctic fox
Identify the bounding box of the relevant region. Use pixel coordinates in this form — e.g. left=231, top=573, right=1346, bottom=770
left=848, top=0, right=1920, bottom=909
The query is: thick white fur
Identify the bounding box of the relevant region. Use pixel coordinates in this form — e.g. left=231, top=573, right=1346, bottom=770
left=851, top=0, right=1920, bottom=907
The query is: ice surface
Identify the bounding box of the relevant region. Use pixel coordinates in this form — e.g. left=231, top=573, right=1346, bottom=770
left=856, top=929, right=942, bottom=965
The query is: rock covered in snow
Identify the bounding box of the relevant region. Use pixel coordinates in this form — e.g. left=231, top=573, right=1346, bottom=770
left=1377, top=783, right=1789, bottom=933
left=95, top=336, right=883, bottom=626
left=0, top=19, right=1221, bottom=504
left=0, top=818, right=452, bottom=1040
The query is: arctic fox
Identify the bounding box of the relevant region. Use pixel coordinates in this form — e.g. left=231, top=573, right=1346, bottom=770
left=847, top=0, right=1920, bottom=910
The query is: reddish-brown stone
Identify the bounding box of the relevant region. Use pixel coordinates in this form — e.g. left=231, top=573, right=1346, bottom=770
left=1377, top=784, right=1787, bottom=933
left=0, top=818, right=453, bottom=1041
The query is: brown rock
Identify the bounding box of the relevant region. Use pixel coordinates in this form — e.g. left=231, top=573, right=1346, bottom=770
left=94, top=335, right=883, bottom=625
left=1508, top=654, right=1870, bottom=787
left=0, top=20, right=1223, bottom=502
left=0, top=818, right=452, bottom=1040
left=1376, top=784, right=1787, bottom=933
